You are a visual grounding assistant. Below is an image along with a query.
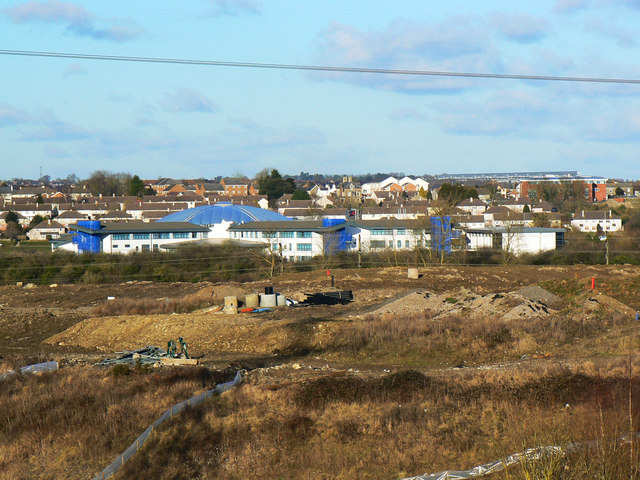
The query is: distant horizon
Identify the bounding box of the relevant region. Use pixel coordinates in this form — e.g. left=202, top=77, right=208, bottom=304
left=3, top=169, right=637, bottom=183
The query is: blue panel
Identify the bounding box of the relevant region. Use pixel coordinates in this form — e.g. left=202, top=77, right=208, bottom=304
left=157, top=204, right=292, bottom=225
left=430, top=216, right=452, bottom=254
left=322, top=218, right=346, bottom=227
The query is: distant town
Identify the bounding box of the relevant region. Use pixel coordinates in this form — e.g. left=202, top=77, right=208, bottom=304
left=1, top=169, right=638, bottom=260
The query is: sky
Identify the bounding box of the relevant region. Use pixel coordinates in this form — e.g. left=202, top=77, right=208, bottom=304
left=1, top=0, right=639, bottom=180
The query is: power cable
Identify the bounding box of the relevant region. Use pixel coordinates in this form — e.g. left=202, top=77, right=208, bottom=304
left=2, top=49, right=640, bottom=85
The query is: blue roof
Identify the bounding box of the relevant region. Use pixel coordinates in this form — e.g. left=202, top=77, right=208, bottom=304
left=157, top=203, right=291, bottom=225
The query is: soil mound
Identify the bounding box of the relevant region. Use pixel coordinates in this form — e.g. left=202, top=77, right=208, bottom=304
left=370, top=287, right=558, bottom=321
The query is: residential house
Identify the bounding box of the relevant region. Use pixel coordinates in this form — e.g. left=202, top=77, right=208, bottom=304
left=27, top=220, right=66, bottom=240
left=570, top=210, right=623, bottom=233
left=457, top=197, right=488, bottom=216
left=220, top=177, right=255, bottom=196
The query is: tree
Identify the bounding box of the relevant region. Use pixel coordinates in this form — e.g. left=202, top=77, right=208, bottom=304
left=532, top=213, right=551, bottom=228
left=129, top=175, right=146, bottom=197
left=256, top=169, right=295, bottom=204
left=523, top=204, right=530, bottom=213
left=615, top=186, right=624, bottom=196
left=85, top=170, right=132, bottom=196
left=28, top=215, right=44, bottom=230
left=438, top=183, right=478, bottom=205
left=35, top=193, right=44, bottom=205
left=4, top=221, right=22, bottom=241
left=5, top=211, right=19, bottom=223
left=292, top=188, right=310, bottom=200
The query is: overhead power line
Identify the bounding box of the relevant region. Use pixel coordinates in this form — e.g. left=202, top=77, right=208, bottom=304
left=1, top=49, right=640, bottom=85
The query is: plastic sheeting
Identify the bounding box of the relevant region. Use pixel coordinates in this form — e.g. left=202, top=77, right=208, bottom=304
left=93, top=370, right=244, bottom=480
left=400, top=445, right=567, bottom=480
left=0, top=361, right=59, bottom=382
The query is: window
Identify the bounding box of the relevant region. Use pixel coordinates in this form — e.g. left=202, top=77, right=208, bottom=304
left=153, top=233, right=170, bottom=239
left=396, top=229, right=405, bottom=235
left=263, top=231, right=277, bottom=239
left=113, top=233, right=130, bottom=240
left=405, top=240, right=410, bottom=248
left=397, top=240, right=402, bottom=248
left=142, top=245, right=150, bottom=251
left=297, top=243, right=312, bottom=251
left=297, top=231, right=312, bottom=238
left=372, top=229, right=392, bottom=235
left=124, top=244, right=130, bottom=248
left=113, top=244, right=118, bottom=248
left=133, top=233, right=150, bottom=240
left=280, top=231, right=294, bottom=238
left=173, top=232, right=189, bottom=239
left=370, top=240, right=385, bottom=249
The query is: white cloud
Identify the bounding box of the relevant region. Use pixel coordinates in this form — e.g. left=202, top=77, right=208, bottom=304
left=208, top=0, right=261, bottom=16
left=63, top=63, right=87, bottom=77
left=162, top=88, right=217, bottom=113
left=491, top=13, right=549, bottom=43
left=312, top=18, right=503, bottom=94
left=3, top=1, right=143, bottom=41
left=0, top=103, right=31, bottom=127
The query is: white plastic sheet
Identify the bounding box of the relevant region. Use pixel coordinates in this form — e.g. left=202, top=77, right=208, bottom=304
left=93, top=370, right=244, bottom=480
left=0, top=361, right=59, bottom=381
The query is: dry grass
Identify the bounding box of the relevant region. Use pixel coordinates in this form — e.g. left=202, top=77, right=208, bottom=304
left=2, top=360, right=639, bottom=479
left=92, top=290, right=217, bottom=316
left=0, top=364, right=234, bottom=480
left=115, top=365, right=640, bottom=480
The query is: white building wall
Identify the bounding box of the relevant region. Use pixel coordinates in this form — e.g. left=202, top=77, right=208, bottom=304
left=570, top=218, right=622, bottom=233
left=104, top=231, right=207, bottom=254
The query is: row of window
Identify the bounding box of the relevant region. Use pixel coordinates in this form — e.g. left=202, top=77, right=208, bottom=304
left=234, top=231, right=312, bottom=239
left=371, top=229, right=407, bottom=236
left=112, top=232, right=202, bottom=240
left=370, top=240, right=411, bottom=249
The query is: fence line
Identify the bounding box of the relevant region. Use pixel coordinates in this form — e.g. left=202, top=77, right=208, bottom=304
left=92, top=370, right=244, bottom=480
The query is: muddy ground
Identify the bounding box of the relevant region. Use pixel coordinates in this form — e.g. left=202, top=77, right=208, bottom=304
left=1, top=264, right=639, bottom=371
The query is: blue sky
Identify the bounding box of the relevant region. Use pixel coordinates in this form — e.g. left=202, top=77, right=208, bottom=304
left=1, top=0, right=639, bottom=180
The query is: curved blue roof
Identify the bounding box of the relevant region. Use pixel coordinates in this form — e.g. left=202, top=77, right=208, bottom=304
left=157, top=203, right=291, bottom=225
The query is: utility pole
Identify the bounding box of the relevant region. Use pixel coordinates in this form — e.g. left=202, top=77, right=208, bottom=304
left=278, top=243, right=284, bottom=274
left=357, top=234, right=361, bottom=268
left=605, top=237, right=609, bottom=265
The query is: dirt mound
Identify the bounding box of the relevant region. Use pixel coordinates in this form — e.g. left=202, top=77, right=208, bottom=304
left=515, top=285, right=564, bottom=309
left=370, top=287, right=558, bottom=321
left=580, top=292, right=636, bottom=316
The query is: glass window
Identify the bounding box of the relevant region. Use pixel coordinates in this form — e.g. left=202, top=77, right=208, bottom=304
left=396, top=229, right=405, bottom=235
left=173, top=232, right=189, bottom=239
left=297, top=243, right=312, bottom=251
left=133, top=233, right=150, bottom=240
left=152, top=233, right=170, bottom=239
left=280, top=231, right=294, bottom=238
left=370, top=240, right=385, bottom=249
left=372, top=229, right=392, bottom=235
left=297, top=231, right=312, bottom=238
left=113, top=233, right=130, bottom=240
left=397, top=240, right=402, bottom=248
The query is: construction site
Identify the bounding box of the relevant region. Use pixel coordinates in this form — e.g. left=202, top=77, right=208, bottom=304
left=1, top=264, right=640, bottom=479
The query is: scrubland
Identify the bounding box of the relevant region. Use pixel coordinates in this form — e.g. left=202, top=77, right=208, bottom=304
left=1, top=265, right=640, bottom=479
